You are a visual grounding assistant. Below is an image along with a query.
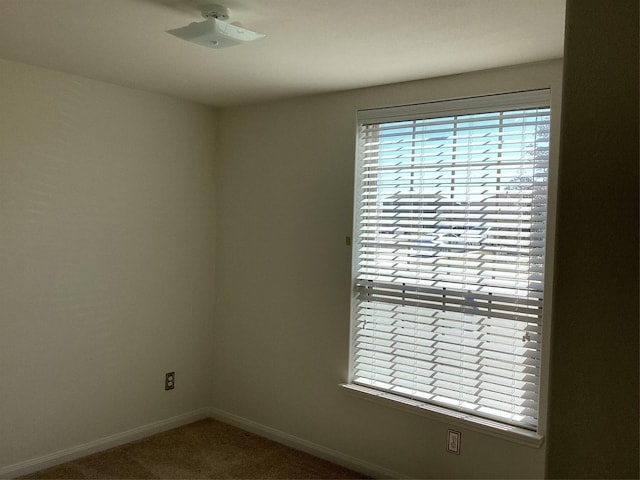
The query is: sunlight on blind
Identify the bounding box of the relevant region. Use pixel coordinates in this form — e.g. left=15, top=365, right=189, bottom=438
left=351, top=90, right=550, bottom=431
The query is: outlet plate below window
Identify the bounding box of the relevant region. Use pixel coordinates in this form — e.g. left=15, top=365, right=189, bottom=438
left=165, top=371, right=175, bottom=391
left=447, top=429, right=461, bottom=454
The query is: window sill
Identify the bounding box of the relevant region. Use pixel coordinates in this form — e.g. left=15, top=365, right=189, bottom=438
left=340, top=383, right=544, bottom=448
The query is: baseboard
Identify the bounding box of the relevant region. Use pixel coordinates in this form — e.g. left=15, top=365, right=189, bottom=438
left=0, top=408, right=209, bottom=479
left=2, top=407, right=404, bottom=479
left=207, top=406, right=406, bottom=479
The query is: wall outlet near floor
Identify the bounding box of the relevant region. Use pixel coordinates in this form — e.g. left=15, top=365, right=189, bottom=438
left=165, top=371, right=175, bottom=391
left=447, top=429, right=461, bottom=454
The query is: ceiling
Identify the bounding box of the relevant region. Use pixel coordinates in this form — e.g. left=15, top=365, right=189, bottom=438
left=0, top=0, right=565, bottom=107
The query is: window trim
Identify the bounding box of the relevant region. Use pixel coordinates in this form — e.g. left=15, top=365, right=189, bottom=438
left=340, top=383, right=544, bottom=447
left=347, top=88, right=558, bottom=444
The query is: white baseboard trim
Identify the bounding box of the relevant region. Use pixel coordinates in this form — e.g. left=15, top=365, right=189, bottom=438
left=0, top=408, right=209, bottom=479
left=2, top=407, right=404, bottom=479
left=207, top=406, right=406, bottom=479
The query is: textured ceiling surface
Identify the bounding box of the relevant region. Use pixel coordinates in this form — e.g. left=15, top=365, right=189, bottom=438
left=0, top=0, right=565, bottom=106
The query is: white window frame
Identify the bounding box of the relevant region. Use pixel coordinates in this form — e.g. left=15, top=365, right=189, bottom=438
left=343, top=89, right=556, bottom=446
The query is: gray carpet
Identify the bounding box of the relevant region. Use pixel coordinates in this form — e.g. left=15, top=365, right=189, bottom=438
left=21, top=419, right=369, bottom=479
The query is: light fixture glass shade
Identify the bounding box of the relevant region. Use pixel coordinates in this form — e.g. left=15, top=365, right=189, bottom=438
left=167, top=18, right=265, bottom=49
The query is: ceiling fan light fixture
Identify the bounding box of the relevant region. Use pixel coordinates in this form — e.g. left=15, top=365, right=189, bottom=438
left=166, top=3, right=265, bottom=49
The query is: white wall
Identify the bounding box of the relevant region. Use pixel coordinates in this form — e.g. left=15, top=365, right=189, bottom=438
left=1, top=58, right=566, bottom=479
left=213, top=59, right=563, bottom=479
left=0, top=59, right=217, bottom=471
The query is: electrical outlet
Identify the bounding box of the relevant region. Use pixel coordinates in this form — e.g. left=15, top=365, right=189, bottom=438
left=447, top=429, right=461, bottom=454
left=165, top=371, right=175, bottom=391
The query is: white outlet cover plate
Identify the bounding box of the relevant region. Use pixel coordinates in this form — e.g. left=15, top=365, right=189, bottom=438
left=447, top=429, right=461, bottom=454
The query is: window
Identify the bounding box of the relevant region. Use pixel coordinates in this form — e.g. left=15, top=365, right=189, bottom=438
left=347, top=90, right=551, bottom=434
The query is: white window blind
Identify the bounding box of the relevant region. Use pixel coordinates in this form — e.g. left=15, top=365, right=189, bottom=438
left=350, top=89, right=551, bottom=431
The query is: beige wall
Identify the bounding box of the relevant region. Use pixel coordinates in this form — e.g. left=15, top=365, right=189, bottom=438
left=546, top=0, right=639, bottom=477
left=0, top=59, right=217, bottom=470
left=4, top=3, right=635, bottom=474
left=213, top=60, right=563, bottom=479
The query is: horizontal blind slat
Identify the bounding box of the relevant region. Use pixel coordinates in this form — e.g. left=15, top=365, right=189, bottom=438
left=351, top=89, right=550, bottom=431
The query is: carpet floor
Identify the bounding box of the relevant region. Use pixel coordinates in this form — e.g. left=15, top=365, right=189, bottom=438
left=20, top=419, right=369, bottom=479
